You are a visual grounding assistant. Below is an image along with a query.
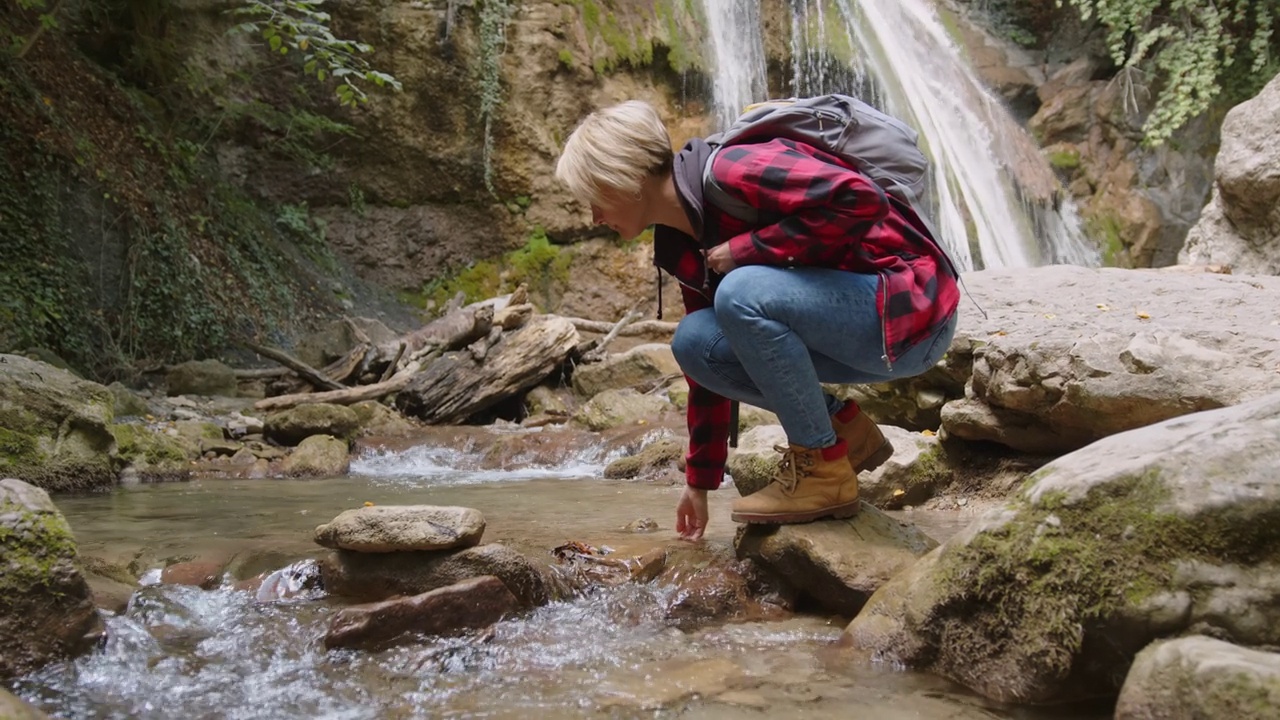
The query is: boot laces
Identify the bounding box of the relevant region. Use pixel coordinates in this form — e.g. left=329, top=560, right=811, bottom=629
left=770, top=445, right=814, bottom=496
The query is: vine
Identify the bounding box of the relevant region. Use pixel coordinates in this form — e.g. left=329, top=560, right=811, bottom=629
left=478, top=0, right=513, bottom=194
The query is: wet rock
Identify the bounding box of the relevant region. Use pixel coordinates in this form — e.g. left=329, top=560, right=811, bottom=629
left=265, top=403, right=360, bottom=446
left=523, top=384, right=570, bottom=417
left=0, top=479, right=104, bottom=679
left=572, top=343, right=681, bottom=398
left=350, top=400, right=418, bottom=437
left=725, top=425, right=788, bottom=497
left=661, top=561, right=785, bottom=629
left=237, top=560, right=324, bottom=602
left=280, top=435, right=350, bottom=477
left=321, top=543, right=549, bottom=608
left=0, top=688, right=49, bottom=719
left=1115, top=636, right=1280, bottom=720
left=735, top=504, right=936, bottom=616
left=845, top=392, right=1280, bottom=704
left=166, top=359, right=237, bottom=397
left=603, top=439, right=683, bottom=479
left=571, top=388, right=673, bottom=431
left=79, top=556, right=138, bottom=613
left=314, top=505, right=486, bottom=553
left=859, top=426, right=951, bottom=509
left=160, top=559, right=228, bottom=590
left=107, top=382, right=151, bottom=417
left=624, top=517, right=659, bottom=533
left=324, top=575, right=520, bottom=651
left=200, top=438, right=243, bottom=457
left=596, top=657, right=742, bottom=710
left=108, top=424, right=194, bottom=480
left=225, top=411, right=264, bottom=438
left=0, top=354, right=117, bottom=491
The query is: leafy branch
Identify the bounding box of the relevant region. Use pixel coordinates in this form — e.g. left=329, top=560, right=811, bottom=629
left=228, top=0, right=402, bottom=108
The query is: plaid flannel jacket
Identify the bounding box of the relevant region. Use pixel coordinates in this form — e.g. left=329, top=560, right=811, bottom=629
left=654, top=137, right=960, bottom=490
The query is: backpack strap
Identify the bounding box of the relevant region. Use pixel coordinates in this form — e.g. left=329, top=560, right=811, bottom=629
left=702, top=146, right=760, bottom=225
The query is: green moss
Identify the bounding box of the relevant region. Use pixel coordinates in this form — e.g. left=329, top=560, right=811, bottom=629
left=109, top=423, right=189, bottom=466
left=932, top=471, right=1280, bottom=685
left=1047, top=148, right=1081, bottom=171
left=558, top=49, right=575, bottom=68
left=422, top=230, right=574, bottom=311
left=0, top=501, right=79, bottom=598
left=1086, top=213, right=1127, bottom=267
left=0, top=426, right=42, bottom=469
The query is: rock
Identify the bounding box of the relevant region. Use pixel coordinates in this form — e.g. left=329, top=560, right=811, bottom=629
left=859, top=426, right=950, bottom=509
left=844, top=391, right=1280, bottom=704
left=165, top=359, right=237, bottom=397
left=1181, top=73, right=1280, bottom=275
left=660, top=560, right=785, bottom=630
left=0, top=688, right=49, bottom=719
left=1115, top=636, right=1280, bottom=720
left=280, top=435, right=350, bottom=477
left=572, top=344, right=681, bottom=397
left=240, top=560, right=324, bottom=602
left=294, top=316, right=398, bottom=370
left=886, top=266, right=1280, bottom=455
left=0, top=354, right=117, bottom=491
left=571, top=389, right=672, bottom=431
left=736, top=404, right=778, bottom=432
left=264, top=403, right=361, bottom=446
left=735, top=504, right=937, bottom=616
left=107, top=382, right=151, bottom=417
left=160, top=560, right=228, bottom=589
left=314, top=505, right=486, bottom=553
left=79, top=555, right=138, bottom=613
left=724, top=425, right=788, bottom=497
left=523, top=385, right=569, bottom=417
left=603, top=438, right=683, bottom=479
left=350, top=400, right=417, bottom=437
left=0, top=479, right=104, bottom=679
left=321, top=543, right=549, bottom=608
left=108, top=424, right=193, bottom=480
left=624, top=517, right=659, bottom=533
left=664, top=378, right=690, bottom=410
left=225, top=411, right=264, bottom=438
left=323, top=575, right=520, bottom=651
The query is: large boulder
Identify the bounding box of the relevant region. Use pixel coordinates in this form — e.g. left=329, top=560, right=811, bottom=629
left=571, top=389, right=673, bottom=431
left=844, top=392, right=1280, bottom=704
left=0, top=479, right=104, bottom=679
left=1115, top=636, right=1280, bottom=720
left=165, top=359, right=237, bottom=397
left=279, top=435, right=350, bottom=477
left=264, top=403, right=361, bottom=446
left=0, top=689, right=48, bottom=719
left=0, top=354, right=117, bottom=491
left=320, top=543, right=549, bottom=608
left=572, top=344, right=681, bottom=398
left=1180, top=74, right=1280, bottom=274
left=314, top=505, right=486, bottom=552
left=859, top=266, right=1280, bottom=454
left=735, top=505, right=937, bottom=616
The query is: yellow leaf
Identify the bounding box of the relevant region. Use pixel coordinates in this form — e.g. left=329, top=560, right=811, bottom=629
left=921, top=429, right=936, bottom=437
left=42, top=96, right=53, bottom=106
left=1096, top=303, right=1110, bottom=311
left=1136, top=310, right=1151, bottom=320
left=892, top=489, right=905, bottom=497
left=1043, top=313, right=1056, bottom=320
left=364, top=501, right=374, bottom=507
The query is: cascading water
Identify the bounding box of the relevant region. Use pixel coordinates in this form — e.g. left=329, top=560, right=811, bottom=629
left=703, top=0, right=769, bottom=128
left=701, top=0, right=1100, bottom=271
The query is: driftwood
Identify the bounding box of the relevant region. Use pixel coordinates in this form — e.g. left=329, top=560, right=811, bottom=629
left=396, top=315, right=580, bottom=424
left=253, top=357, right=431, bottom=411
left=566, top=317, right=678, bottom=337
left=493, top=303, right=534, bottom=331
left=240, top=340, right=344, bottom=391
left=581, top=306, right=641, bottom=363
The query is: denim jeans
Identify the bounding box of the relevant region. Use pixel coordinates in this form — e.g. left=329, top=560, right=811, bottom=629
left=670, top=265, right=957, bottom=449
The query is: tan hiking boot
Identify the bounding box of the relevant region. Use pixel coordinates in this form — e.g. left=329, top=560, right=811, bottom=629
left=730, top=440, right=861, bottom=524
left=832, top=400, right=894, bottom=473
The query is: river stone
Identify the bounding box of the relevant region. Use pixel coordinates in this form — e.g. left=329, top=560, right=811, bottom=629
left=734, top=504, right=937, bottom=616
left=350, top=400, right=417, bottom=437
left=0, top=688, right=48, bottom=719
left=572, top=343, right=681, bottom=398
left=280, top=435, right=350, bottom=477
left=323, top=575, right=520, bottom=651
left=0, top=479, right=104, bottom=679
left=725, top=425, right=788, bottom=497
left=321, top=542, right=549, bottom=608
left=571, top=388, right=672, bottom=431
left=107, top=382, right=151, bottom=418
left=1115, top=636, right=1280, bottom=720
left=853, top=266, right=1280, bottom=454
left=844, top=391, right=1280, bottom=704
left=603, top=439, right=683, bottom=479
left=314, top=505, right=486, bottom=553
left=165, top=359, right=237, bottom=397
left=1180, top=73, right=1280, bottom=275
left=264, top=403, right=361, bottom=446
left=0, top=354, right=117, bottom=491
left=859, top=426, right=950, bottom=509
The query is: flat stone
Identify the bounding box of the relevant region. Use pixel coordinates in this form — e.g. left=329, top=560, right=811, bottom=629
left=323, top=575, right=520, bottom=651
left=314, top=505, right=485, bottom=553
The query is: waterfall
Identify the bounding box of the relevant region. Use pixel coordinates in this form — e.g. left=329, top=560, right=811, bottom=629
left=699, top=0, right=1099, bottom=270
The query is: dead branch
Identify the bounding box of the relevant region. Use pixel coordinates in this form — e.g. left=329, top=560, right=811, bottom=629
left=581, top=306, right=641, bottom=363
left=239, top=340, right=344, bottom=391
left=566, top=317, right=678, bottom=337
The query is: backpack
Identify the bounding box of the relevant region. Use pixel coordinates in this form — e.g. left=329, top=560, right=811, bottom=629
left=701, top=94, right=930, bottom=224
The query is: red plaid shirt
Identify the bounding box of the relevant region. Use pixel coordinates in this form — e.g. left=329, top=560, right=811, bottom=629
left=655, top=137, right=959, bottom=490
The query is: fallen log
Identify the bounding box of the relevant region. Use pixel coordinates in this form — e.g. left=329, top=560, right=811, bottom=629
left=253, top=356, right=432, bottom=412
left=565, top=317, right=678, bottom=337
left=239, top=340, right=344, bottom=391
left=396, top=315, right=580, bottom=424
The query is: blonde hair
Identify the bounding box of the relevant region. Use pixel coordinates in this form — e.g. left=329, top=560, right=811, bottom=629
left=555, top=100, right=673, bottom=207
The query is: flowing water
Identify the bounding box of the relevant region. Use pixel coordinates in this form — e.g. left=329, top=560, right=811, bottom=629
left=701, top=0, right=1100, bottom=271
left=10, top=433, right=1106, bottom=720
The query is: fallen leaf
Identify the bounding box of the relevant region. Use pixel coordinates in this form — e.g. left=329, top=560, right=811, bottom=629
left=363, top=501, right=374, bottom=507
left=1044, top=313, right=1056, bottom=320
left=1136, top=310, right=1151, bottom=320
left=921, top=429, right=936, bottom=437
left=1096, top=303, right=1110, bottom=311
left=892, top=489, right=905, bottom=497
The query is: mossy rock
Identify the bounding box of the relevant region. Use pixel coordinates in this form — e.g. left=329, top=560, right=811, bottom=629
left=265, top=404, right=361, bottom=446
left=280, top=434, right=350, bottom=477
left=165, top=359, right=237, bottom=397
left=603, top=438, right=683, bottom=479
left=0, top=479, right=103, bottom=679
left=571, top=389, right=671, bottom=431
left=1115, top=636, right=1280, bottom=720
left=107, top=382, right=151, bottom=418
left=109, top=424, right=194, bottom=480
left=845, top=392, right=1280, bottom=704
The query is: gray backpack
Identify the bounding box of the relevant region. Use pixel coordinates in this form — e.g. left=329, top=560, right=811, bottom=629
left=701, top=94, right=929, bottom=223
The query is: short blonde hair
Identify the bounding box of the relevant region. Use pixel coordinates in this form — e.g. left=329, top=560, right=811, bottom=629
left=555, top=100, right=673, bottom=207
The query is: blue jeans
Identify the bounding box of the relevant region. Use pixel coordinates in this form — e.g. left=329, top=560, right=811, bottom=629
left=670, top=266, right=957, bottom=448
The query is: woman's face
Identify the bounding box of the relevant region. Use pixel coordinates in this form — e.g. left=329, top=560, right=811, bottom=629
left=591, top=187, right=648, bottom=239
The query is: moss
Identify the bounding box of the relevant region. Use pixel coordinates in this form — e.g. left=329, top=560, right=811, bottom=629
left=931, top=471, right=1280, bottom=687
left=905, top=444, right=950, bottom=491
left=0, top=426, right=44, bottom=470
left=1047, top=148, right=1081, bottom=171
left=423, top=230, right=573, bottom=311
left=557, top=48, right=575, bottom=68
left=0, top=501, right=79, bottom=599
left=1086, top=213, right=1127, bottom=267
left=109, top=423, right=189, bottom=466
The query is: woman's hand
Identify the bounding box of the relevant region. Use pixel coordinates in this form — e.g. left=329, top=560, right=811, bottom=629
left=704, top=243, right=737, bottom=274
left=676, top=486, right=709, bottom=541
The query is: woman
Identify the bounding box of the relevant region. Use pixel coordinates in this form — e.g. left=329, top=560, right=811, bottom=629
left=555, top=100, right=959, bottom=541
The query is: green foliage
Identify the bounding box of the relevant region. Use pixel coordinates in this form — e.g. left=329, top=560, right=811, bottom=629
left=478, top=0, right=514, bottom=194
left=228, top=0, right=402, bottom=108
left=1060, top=0, right=1278, bottom=146
left=421, top=229, right=574, bottom=311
